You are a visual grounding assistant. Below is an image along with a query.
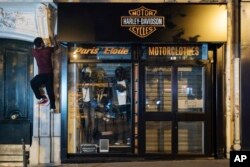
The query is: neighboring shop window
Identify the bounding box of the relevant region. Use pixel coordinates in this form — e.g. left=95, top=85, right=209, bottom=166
left=67, top=63, right=132, bottom=154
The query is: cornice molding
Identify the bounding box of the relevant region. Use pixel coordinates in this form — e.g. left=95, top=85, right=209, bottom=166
left=0, top=3, right=56, bottom=42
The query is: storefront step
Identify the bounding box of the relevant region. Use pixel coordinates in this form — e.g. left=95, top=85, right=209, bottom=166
left=0, top=162, right=23, bottom=167
left=0, top=144, right=29, bottom=166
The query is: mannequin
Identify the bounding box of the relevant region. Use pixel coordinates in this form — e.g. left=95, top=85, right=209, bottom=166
left=81, top=66, right=92, bottom=102
left=81, top=66, right=95, bottom=143
left=115, top=67, right=127, bottom=105
left=113, top=66, right=131, bottom=145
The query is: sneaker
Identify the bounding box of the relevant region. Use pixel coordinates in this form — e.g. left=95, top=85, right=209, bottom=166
left=37, top=98, right=48, bottom=104
left=126, top=138, right=131, bottom=145
left=114, top=140, right=123, bottom=145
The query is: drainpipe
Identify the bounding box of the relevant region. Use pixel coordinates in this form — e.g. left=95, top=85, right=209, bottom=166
left=227, top=0, right=241, bottom=157
left=226, top=0, right=233, bottom=159
left=233, top=58, right=241, bottom=151
left=233, top=0, right=241, bottom=151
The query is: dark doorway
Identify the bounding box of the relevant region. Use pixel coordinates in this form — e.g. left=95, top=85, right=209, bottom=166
left=140, top=62, right=212, bottom=156
left=138, top=44, right=225, bottom=158
left=0, top=39, right=33, bottom=144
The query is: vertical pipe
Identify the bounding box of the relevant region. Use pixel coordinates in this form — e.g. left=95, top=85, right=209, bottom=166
left=233, top=58, right=241, bottom=151
left=232, top=0, right=241, bottom=151
left=226, top=0, right=233, bottom=159
left=233, top=1, right=241, bottom=151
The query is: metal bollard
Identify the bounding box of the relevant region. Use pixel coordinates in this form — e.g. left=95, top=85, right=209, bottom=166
left=21, top=138, right=29, bottom=167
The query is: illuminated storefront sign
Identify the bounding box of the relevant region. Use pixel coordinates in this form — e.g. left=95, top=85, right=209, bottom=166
left=121, top=6, right=165, bottom=38
left=73, top=47, right=129, bottom=55
left=70, top=46, right=132, bottom=62
left=143, top=44, right=208, bottom=60
left=70, top=44, right=207, bottom=62
left=148, top=46, right=200, bottom=56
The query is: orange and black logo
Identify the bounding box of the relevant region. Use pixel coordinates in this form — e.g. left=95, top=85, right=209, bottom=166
left=121, top=6, right=165, bottom=38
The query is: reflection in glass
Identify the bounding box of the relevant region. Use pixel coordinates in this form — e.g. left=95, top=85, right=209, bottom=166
left=145, top=66, right=172, bottom=112
left=146, top=121, right=171, bottom=153
left=68, top=63, right=132, bottom=153
left=178, top=67, right=204, bottom=112
left=178, top=122, right=204, bottom=154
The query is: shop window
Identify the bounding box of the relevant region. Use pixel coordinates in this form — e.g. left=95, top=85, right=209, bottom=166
left=178, top=67, right=204, bottom=112
left=145, top=66, right=172, bottom=112
left=67, top=63, right=132, bottom=154
left=146, top=121, right=172, bottom=153
left=178, top=121, right=204, bottom=154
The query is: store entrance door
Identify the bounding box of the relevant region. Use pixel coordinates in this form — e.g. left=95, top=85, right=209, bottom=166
left=140, top=62, right=212, bottom=157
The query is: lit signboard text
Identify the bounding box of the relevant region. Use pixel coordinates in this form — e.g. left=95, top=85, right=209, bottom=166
left=73, top=47, right=129, bottom=55
left=148, top=46, right=200, bottom=56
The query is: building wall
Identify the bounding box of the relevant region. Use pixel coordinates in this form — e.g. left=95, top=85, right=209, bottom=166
left=0, top=2, right=60, bottom=165
left=241, top=1, right=250, bottom=151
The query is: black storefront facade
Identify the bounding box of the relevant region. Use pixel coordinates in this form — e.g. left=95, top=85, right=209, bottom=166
left=57, top=3, right=227, bottom=162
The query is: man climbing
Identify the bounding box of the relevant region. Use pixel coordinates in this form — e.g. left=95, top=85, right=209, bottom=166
left=30, top=37, right=57, bottom=112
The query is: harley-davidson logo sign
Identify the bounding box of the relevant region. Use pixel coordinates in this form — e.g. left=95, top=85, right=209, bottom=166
left=121, top=6, right=165, bottom=38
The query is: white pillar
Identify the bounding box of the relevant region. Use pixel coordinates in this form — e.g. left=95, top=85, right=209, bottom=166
left=226, top=0, right=233, bottom=159
left=29, top=3, right=60, bottom=165
left=232, top=0, right=241, bottom=152
left=30, top=104, right=61, bottom=165
left=233, top=58, right=241, bottom=151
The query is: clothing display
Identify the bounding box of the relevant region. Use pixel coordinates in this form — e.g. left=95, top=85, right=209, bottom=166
left=77, top=65, right=131, bottom=147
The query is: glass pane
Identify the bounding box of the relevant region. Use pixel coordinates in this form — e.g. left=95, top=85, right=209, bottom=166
left=178, top=122, right=204, bottom=154
left=67, top=63, right=132, bottom=153
left=145, top=66, right=172, bottom=112
left=178, top=67, right=204, bottom=112
left=146, top=121, right=171, bottom=153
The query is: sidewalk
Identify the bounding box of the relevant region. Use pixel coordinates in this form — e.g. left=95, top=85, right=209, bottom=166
left=40, top=159, right=229, bottom=167
left=62, top=160, right=229, bottom=167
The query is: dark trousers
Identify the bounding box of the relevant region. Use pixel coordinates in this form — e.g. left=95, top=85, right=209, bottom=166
left=114, top=104, right=131, bottom=143
left=82, top=102, right=95, bottom=143
left=30, top=73, right=56, bottom=109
